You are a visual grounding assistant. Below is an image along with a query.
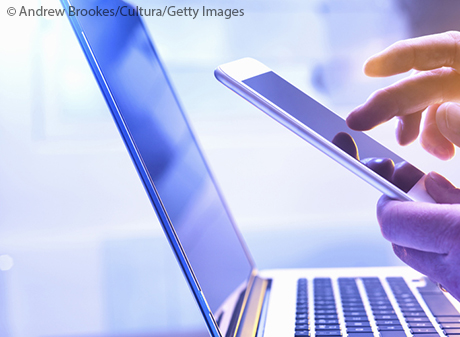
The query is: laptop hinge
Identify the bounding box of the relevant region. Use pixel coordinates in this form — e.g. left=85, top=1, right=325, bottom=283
left=235, top=276, right=270, bottom=337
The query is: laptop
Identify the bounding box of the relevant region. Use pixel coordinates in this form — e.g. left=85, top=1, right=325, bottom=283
left=61, top=1, right=460, bottom=336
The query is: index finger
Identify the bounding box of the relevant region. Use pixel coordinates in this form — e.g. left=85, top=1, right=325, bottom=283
left=346, top=67, right=460, bottom=131
left=365, top=31, right=460, bottom=77
left=377, top=196, right=460, bottom=254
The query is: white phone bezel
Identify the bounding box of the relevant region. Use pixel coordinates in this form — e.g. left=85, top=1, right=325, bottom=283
left=215, top=58, right=435, bottom=203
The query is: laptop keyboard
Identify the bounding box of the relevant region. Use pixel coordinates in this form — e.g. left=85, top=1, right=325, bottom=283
left=295, top=277, right=460, bottom=337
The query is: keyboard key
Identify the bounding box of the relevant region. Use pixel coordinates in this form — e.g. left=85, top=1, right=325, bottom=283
left=400, top=307, right=425, bottom=313
left=341, top=298, right=363, bottom=302
left=411, top=328, right=438, bottom=333
left=404, top=312, right=428, bottom=317
left=398, top=298, right=418, bottom=304
left=316, top=310, right=337, bottom=315
left=346, top=327, right=373, bottom=333
left=405, top=317, right=430, bottom=323
left=316, top=315, right=338, bottom=319
left=316, top=325, right=340, bottom=330
left=344, top=311, right=368, bottom=317
left=315, top=297, right=335, bottom=301
left=372, top=310, right=396, bottom=315
left=399, top=304, right=423, bottom=309
left=345, top=316, right=370, bottom=322
left=394, top=296, right=413, bottom=301
left=399, top=302, right=422, bottom=307
left=408, top=323, right=435, bottom=328
left=374, top=315, right=399, bottom=320
left=368, top=293, right=388, bottom=298
left=442, top=324, right=460, bottom=329
left=369, top=300, right=392, bottom=305
left=315, top=331, right=342, bottom=336
left=372, top=305, right=394, bottom=310
left=315, top=303, right=335, bottom=308
left=378, top=326, right=404, bottom=331
left=379, top=331, right=407, bottom=337
left=295, top=325, right=309, bottom=330
left=347, top=334, right=374, bottom=337
left=315, top=301, right=334, bottom=305
left=438, top=317, right=460, bottom=323
left=316, top=319, right=339, bottom=325
left=376, top=320, right=403, bottom=326
left=342, top=306, right=365, bottom=312
left=346, top=322, right=371, bottom=327
left=444, top=329, right=460, bottom=334
left=342, top=303, right=365, bottom=307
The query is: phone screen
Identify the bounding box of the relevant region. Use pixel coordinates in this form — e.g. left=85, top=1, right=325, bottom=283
left=243, top=71, right=424, bottom=193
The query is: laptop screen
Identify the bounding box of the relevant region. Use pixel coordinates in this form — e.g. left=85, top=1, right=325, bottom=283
left=67, top=0, right=254, bottom=318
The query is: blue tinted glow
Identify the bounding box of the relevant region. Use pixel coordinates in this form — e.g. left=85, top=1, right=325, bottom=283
left=71, top=0, right=253, bottom=313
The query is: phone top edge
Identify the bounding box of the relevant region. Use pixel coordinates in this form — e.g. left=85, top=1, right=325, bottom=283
left=216, top=58, right=271, bottom=82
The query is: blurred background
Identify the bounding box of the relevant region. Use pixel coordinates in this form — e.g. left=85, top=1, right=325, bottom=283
left=1, top=0, right=460, bottom=336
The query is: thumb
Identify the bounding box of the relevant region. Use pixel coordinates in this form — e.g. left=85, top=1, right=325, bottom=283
left=425, top=171, right=460, bottom=204
left=436, top=102, right=460, bottom=149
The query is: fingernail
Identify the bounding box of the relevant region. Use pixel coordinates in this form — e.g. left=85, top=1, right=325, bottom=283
left=445, top=103, right=460, bottom=133
left=426, top=171, right=453, bottom=190
left=427, top=172, right=443, bottom=185
left=346, top=105, right=362, bottom=128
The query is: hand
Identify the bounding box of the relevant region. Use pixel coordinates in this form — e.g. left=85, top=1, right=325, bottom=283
left=377, top=172, right=460, bottom=300
left=346, top=31, right=460, bottom=160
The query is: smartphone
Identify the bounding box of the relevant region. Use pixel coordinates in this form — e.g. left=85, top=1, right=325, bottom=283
left=215, top=57, right=435, bottom=203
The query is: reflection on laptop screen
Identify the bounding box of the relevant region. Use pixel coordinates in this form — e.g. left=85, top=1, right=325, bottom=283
left=70, top=0, right=253, bottom=314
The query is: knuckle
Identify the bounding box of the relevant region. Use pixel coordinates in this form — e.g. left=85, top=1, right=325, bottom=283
left=374, top=86, right=400, bottom=117
left=445, top=31, right=460, bottom=70
left=446, top=30, right=460, bottom=42
left=393, top=39, right=411, bottom=53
